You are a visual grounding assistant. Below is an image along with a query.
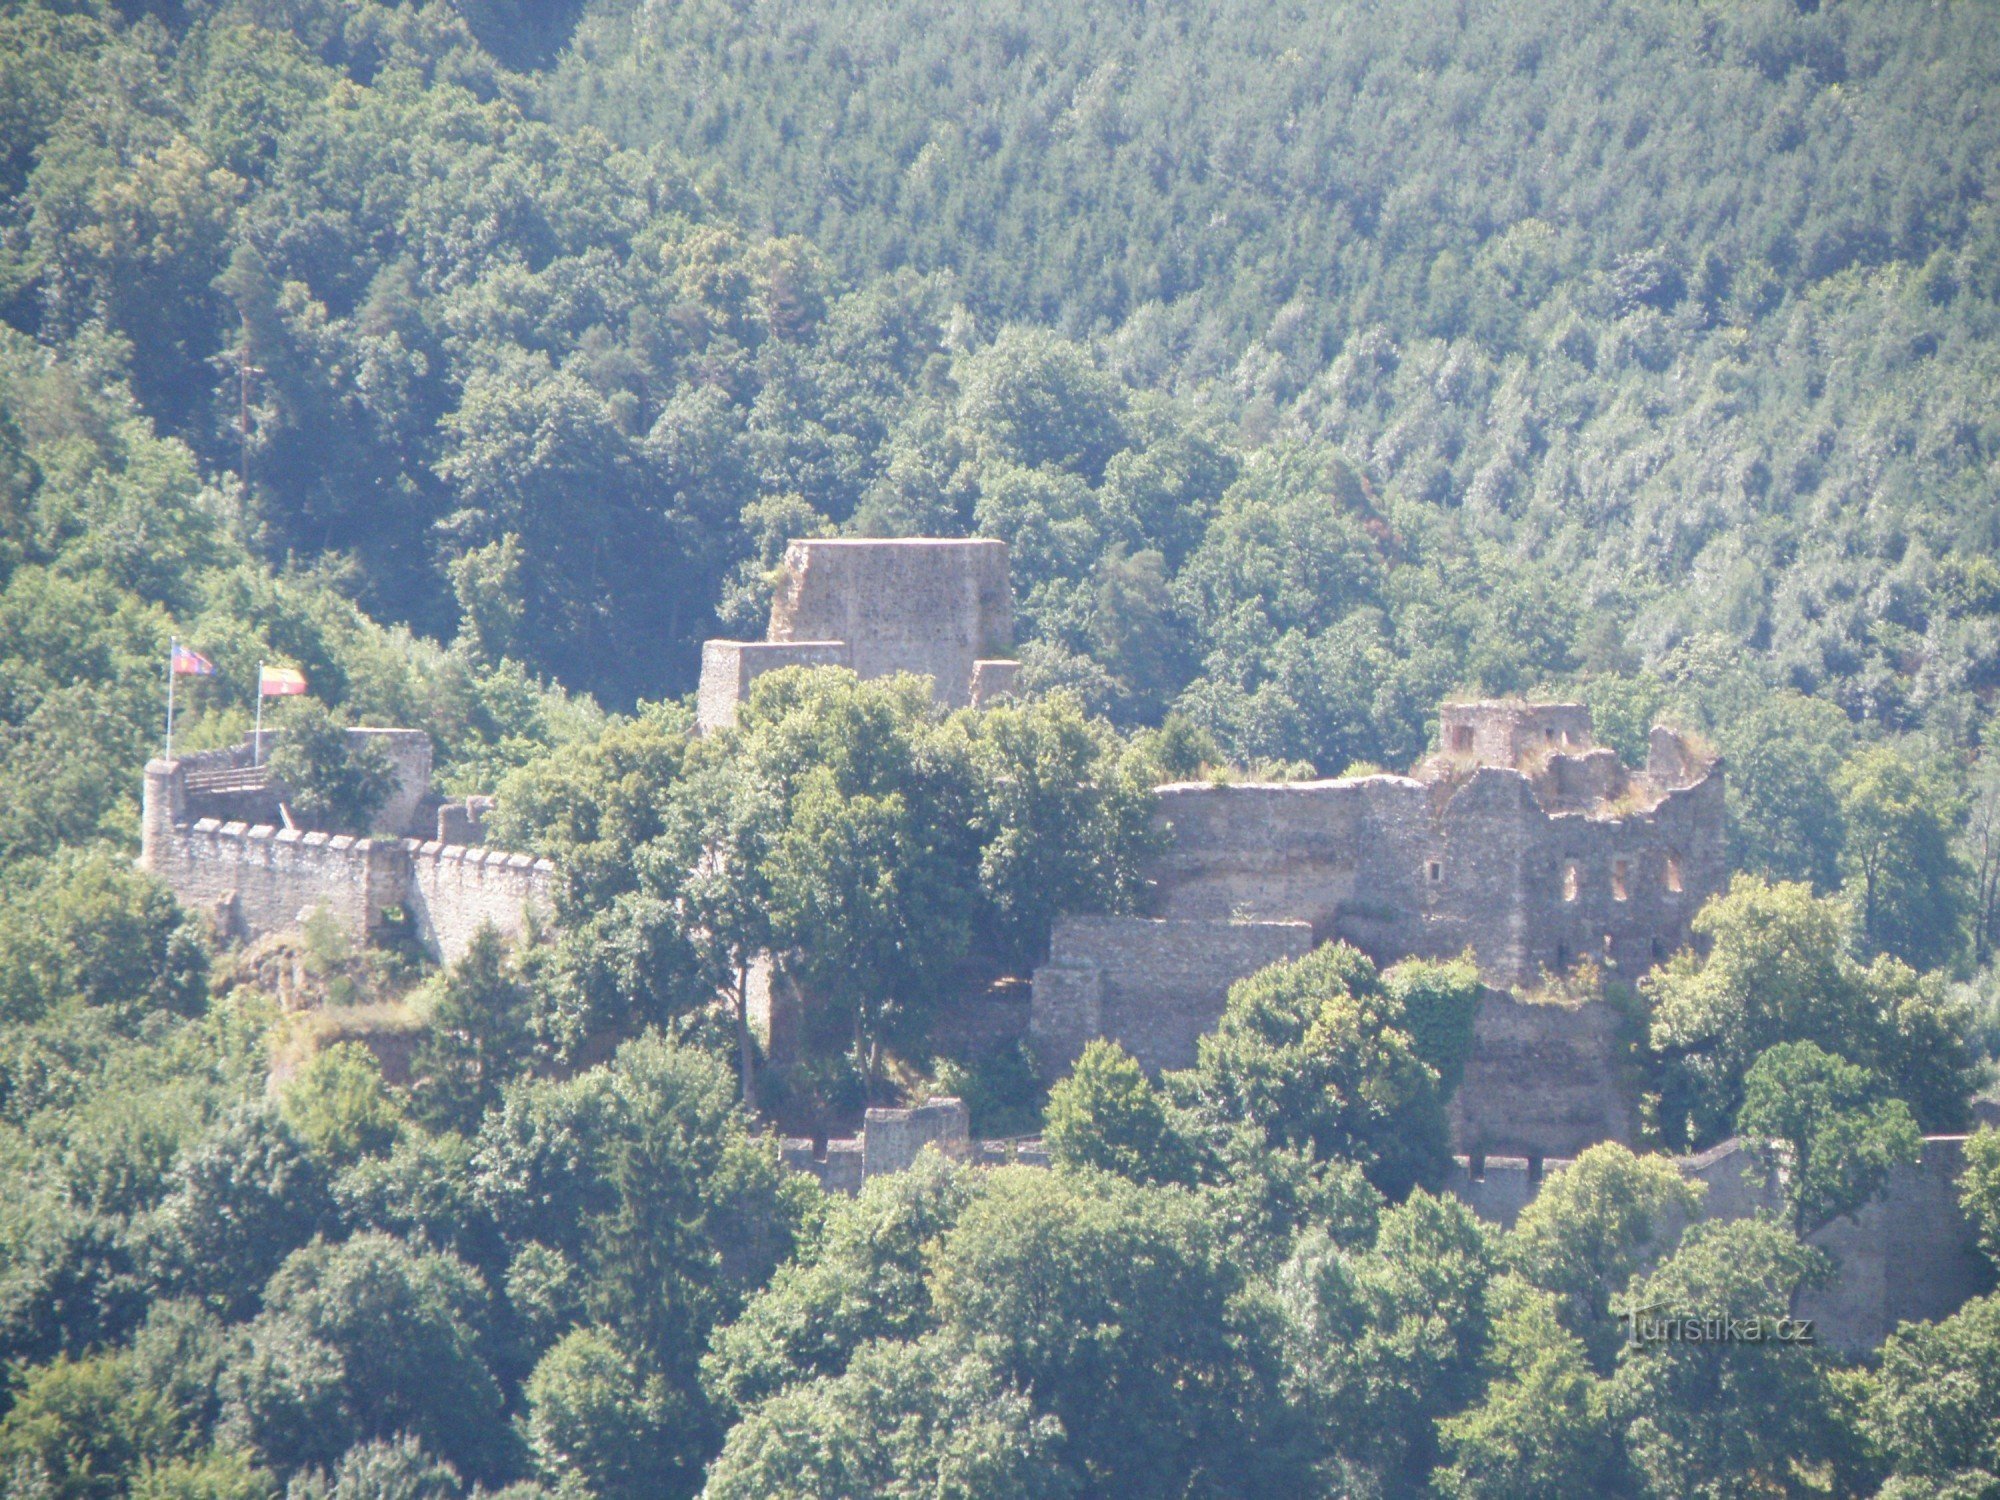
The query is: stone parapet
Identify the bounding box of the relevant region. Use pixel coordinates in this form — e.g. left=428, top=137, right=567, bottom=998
left=403, top=839, right=555, bottom=965
left=142, top=732, right=550, bottom=966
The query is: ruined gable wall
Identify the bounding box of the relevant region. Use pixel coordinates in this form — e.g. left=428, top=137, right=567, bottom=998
left=768, top=538, right=1012, bottom=705
left=1510, top=770, right=1727, bottom=985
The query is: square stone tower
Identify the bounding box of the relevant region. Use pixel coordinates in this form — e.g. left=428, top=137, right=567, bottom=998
left=697, top=537, right=1021, bottom=731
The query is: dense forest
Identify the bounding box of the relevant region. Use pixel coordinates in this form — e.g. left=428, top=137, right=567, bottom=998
left=5, top=0, right=2000, bottom=1496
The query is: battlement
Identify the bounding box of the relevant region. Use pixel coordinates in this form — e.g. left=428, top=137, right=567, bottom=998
left=141, top=734, right=550, bottom=965
left=696, top=537, right=1022, bottom=731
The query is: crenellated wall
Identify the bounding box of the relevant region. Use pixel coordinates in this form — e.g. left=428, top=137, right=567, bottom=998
left=142, top=749, right=551, bottom=965
left=404, top=841, right=556, bottom=964
left=154, top=816, right=405, bottom=947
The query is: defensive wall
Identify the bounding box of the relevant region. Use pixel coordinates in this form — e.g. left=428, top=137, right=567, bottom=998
left=1442, top=1135, right=1994, bottom=1353
left=1450, top=990, right=1637, bottom=1159
left=1028, top=915, right=1315, bottom=1075
left=141, top=734, right=550, bottom=965
left=775, top=1104, right=1989, bottom=1353
left=778, top=1097, right=1055, bottom=1193
left=696, top=538, right=1022, bottom=731
left=1030, top=702, right=1722, bottom=1162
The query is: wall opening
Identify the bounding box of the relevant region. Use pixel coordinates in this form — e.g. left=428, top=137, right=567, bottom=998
left=1452, top=725, right=1474, bottom=752
left=1470, top=1152, right=1486, bottom=1181
left=1425, top=859, right=1442, bottom=884
left=1555, top=942, right=1570, bottom=971
left=1612, top=859, right=1630, bottom=901
left=1652, top=937, right=1666, bottom=962
left=1603, top=932, right=1615, bottom=961
left=1562, top=861, right=1580, bottom=902
left=1665, top=854, right=1683, bottom=893
left=1528, top=1154, right=1545, bottom=1184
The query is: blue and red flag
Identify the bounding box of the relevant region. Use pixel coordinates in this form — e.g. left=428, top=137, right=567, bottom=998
left=170, top=644, right=216, bottom=676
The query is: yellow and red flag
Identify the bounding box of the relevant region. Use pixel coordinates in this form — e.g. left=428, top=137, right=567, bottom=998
left=259, top=664, right=308, bottom=696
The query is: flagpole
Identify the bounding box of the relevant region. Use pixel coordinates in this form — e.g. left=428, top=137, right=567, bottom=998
left=254, top=662, right=264, bottom=767
left=166, top=636, right=178, bottom=763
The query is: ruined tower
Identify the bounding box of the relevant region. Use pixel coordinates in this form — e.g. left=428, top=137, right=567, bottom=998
left=696, top=537, right=1022, bottom=732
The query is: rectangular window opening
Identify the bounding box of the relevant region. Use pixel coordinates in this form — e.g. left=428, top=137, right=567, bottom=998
left=1665, top=854, right=1683, bottom=893
left=1425, top=859, right=1443, bottom=884
left=1612, top=859, right=1630, bottom=902
left=1562, top=861, right=1580, bottom=902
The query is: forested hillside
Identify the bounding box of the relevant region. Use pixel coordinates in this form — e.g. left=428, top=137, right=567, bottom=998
left=6, top=1, right=2000, bottom=1497
left=549, top=0, right=2000, bottom=742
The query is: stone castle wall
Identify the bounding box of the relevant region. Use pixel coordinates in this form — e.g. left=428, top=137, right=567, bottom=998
left=769, top=538, right=1013, bottom=699
left=1445, top=1136, right=1995, bottom=1352
left=154, top=817, right=406, bottom=947
left=781, top=1097, right=1003, bottom=1193
left=1029, top=915, right=1314, bottom=1075
left=1145, top=748, right=1723, bottom=989
left=143, top=752, right=551, bottom=965
left=405, top=842, right=554, bottom=962
left=696, top=640, right=852, bottom=734
left=1450, top=991, right=1636, bottom=1158
left=1030, top=703, right=1721, bottom=1162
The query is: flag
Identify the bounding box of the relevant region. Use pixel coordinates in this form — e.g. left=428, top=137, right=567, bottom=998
left=170, top=644, right=215, bottom=676
left=259, top=664, right=308, bottom=696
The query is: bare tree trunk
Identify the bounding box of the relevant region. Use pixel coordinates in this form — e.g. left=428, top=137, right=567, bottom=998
left=735, top=964, right=758, bottom=1113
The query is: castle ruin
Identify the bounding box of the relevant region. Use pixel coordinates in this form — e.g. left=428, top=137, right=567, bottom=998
left=696, top=537, right=1022, bottom=731
left=1030, top=700, right=1725, bottom=1102
left=141, top=732, right=550, bottom=965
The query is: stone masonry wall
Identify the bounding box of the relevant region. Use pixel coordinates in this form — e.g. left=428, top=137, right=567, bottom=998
left=1439, top=701, right=1595, bottom=765
left=781, top=1097, right=974, bottom=1193
left=1684, top=1136, right=1994, bottom=1352
left=404, top=841, right=555, bottom=965
left=696, top=640, right=852, bottom=734
left=1147, top=749, right=1724, bottom=991
left=767, top=538, right=1013, bottom=706
left=155, top=818, right=404, bottom=949
left=1446, top=1136, right=1995, bottom=1352
left=1450, top=991, right=1636, bottom=1158
left=1030, top=915, right=1314, bottom=1075
left=143, top=751, right=552, bottom=965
